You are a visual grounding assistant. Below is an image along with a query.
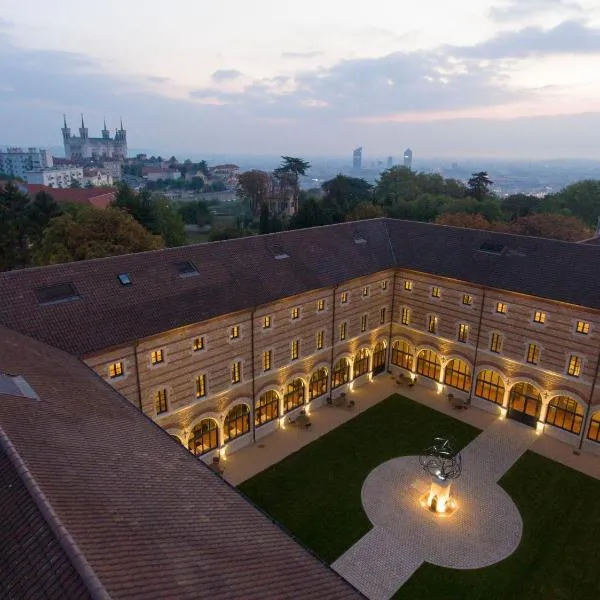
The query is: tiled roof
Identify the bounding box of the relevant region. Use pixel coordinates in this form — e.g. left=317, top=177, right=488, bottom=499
left=1, top=218, right=600, bottom=357
left=0, top=326, right=363, bottom=600
left=23, top=184, right=116, bottom=209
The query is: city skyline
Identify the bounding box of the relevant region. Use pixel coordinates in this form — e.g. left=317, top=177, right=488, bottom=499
left=1, top=1, right=600, bottom=158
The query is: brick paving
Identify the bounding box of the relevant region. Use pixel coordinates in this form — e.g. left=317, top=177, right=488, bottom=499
left=332, top=420, right=537, bottom=600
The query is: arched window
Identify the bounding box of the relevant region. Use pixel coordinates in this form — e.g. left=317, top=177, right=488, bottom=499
left=332, top=358, right=350, bottom=389
left=372, top=342, right=387, bottom=375
left=475, top=369, right=505, bottom=405
left=224, top=405, right=250, bottom=441
left=391, top=341, right=413, bottom=370
left=588, top=412, right=600, bottom=443
left=256, top=390, right=279, bottom=426
left=444, top=359, right=472, bottom=392
left=416, top=349, right=441, bottom=380
left=309, top=368, right=328, bottom=400
left=546, top=396, right=583, bottom=435
left=188, top=419, right=219, bottom=456
left=354, top=348, right=370, bottom=379
left=508, top=382, right=542, bottom=427
left=284, top=379, right=305, bottom=413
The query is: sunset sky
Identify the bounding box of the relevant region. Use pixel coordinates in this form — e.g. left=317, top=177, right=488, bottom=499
left=1, top=0, right=600, bottom=158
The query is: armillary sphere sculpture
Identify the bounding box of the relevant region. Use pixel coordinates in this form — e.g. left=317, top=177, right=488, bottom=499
left=419, top=436, right=462, bottom=515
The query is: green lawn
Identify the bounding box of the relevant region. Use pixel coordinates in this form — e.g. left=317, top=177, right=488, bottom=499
left=240, top=394, right=600, bottom=599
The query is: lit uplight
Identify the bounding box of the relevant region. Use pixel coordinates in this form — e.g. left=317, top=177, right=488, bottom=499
left=536, top=421, right=544, bottom=435
left=279, top=417, right=287, bottom=430
left=410, top=373, right=416, bottom=382
left=499, top=407, right=507, bottom=420
left=220, top=446, right=227, bottom=461
left=436, top=382, right=444, bottom=394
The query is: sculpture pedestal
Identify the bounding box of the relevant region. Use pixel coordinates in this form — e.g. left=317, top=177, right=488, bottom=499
left=422, top=476, right=457, bottom=516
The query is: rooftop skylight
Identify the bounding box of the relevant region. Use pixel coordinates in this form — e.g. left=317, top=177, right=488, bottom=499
left=35, top=282, right=80, bottom=305
left=478, top=242, right=505, bottom=255
left=0, top=373, right=39, bottom=400
left=118, top=273, right=132, bottom=286
left=173, top=261, right=199, bottom=277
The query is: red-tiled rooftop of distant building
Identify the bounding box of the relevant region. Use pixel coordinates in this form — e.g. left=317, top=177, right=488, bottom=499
left=23, top=184, right=116, bottom=209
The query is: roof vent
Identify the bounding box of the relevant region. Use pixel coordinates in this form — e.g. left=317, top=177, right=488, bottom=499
left=117, top=273, right=132, bottom=286
left=478, top=242, right=505, bottom=255
left=0, top=374, right=39, bottom=400
left=354, top=235, right=367, bottom=245
left=173, top=261, right=199, bottom=277
left=271, top=245, right=290, bottom=260
left=35, top=282, right=80, bottom=305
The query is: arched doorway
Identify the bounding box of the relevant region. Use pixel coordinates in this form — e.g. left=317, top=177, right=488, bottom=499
left=508, top=382, right=542, bottom=428
left=284, top=379, right=305, bottom=413
left=372, top=341, right=387, bottom=376
left=353, top=348, right=370, bottom=379
left=474, top=369, right=505, bottom=405
left=188, top=418, right=219, bottom=456
left=415, top=349, right=441, bottom=380
left=309, top=368, right=328, bottom=400
left=332, top=357, right=351, bottom=389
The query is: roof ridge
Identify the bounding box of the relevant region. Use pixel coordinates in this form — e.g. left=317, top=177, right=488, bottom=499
left=0, top=425, right=111, bottom=600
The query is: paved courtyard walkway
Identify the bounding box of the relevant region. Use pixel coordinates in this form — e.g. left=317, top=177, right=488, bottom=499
left=331, top=420, right=538, bottom=600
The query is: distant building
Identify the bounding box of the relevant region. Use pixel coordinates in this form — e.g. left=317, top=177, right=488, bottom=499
left=25, top=166, right=83, bottom=188
left=209, top=164, right=239, bottom=190
left=62, top=115, right=127, bottom=160
left=0, top=147, right=53, bottom=179
left=83, top=168, right=114, bottom=187
left=142, top=166, right=181, bottom=182
left=353, top=147, right=362, bottom=171
left=20, top=184, right=116, bottom=208
left=403, top=148, right=413, bottom=169
left=387, top=156, right=393, bottom=169
left=101, top=160, right=123, bottom=182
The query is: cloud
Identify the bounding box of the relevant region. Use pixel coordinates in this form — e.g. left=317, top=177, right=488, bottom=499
left=282, top=50, right=323, bottom=59
left=489, top=0, right=583, bottom=22
left=455, top=20, right=600, bottom=59
left=146, top=75, right=169, bottom=84
left=211, top=69, right=243, bottom=82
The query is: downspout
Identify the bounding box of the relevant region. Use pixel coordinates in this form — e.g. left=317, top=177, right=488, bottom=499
left=329, top=285, right=338, bottom=397
left=577, top=349, right=600, bottom=451
left=251, top=307, right=257, bottom=443
left=133, top=340, right=143, bottom=412
left=467, top=287, right=487, bottom=404
left=387, top=271, right=397, bottom=370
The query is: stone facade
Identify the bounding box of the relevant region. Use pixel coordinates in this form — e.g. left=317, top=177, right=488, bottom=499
left=62, top=116, right=127, bottom=160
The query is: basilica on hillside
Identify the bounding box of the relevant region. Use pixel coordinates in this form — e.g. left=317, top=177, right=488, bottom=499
left=62, top=115, right=127, bottom=160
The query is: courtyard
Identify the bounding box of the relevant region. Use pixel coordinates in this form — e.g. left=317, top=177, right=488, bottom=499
left=238, top=392, right=600, bottom=599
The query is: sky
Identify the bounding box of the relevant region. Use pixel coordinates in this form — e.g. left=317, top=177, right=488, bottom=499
left=1, top=0, right=600, bottom=159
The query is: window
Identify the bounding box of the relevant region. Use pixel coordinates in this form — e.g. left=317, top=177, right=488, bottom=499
left=382, top=280, right=388, bottom=291
left=291, top=339, right=299, bottom=360
left=193, top=337, right=204, bottom=352
left=526, top=343, right=540, bottom=365
left=108, top=362, right=124, bottom=378
left=587, top=412, right=600, bottom=443
left=151, top=349, right=164, bottom=365
left=362, top=286, right=370, bottom=297
left=458, top=323, right=469, bottom=343
left=361, top=314, right=368, bottom=332
left=341, top=292, right=348, bottom=304
left=188, top=419, right=218, bottom=456
left=284, top=379, right=305, bottom=413
left=291, top=306, right=300, bottom=319
left=404, top=280, right=413, bottom=292
left=416, top=350, right=441, bottom=380
left=317, top=299, right=325, bottom=311
left=490, top=333, right=503, bottom=353
left=353, top=348, right=370, bottom=378
left=195, top=374, right=206, bottom=398
left=256, top=391, right=279, bottom=426
left=372, top=341, right=387, bottom=373
left=117, top=273, right=131, bottom=286
left=475, top=370, right=505, bottom=405
left=35, top=282, right=80, bottom=305
left=332, top=358, right=350, bottom=389
left=567, top=355, right=582, bottom=377
left=533, top=311, right=546, bottom=324
left=155, top=388, right=168, bottom=414
left=224, top=405, right=250, bottom=441
left=263, top=350, right=272, bottom=372
left=263, top=315, right=271, bottom=329
left=230, top=325, right=240, bottom=340
left=431, top=287, right=441, bottom=298
left=576, top=320, right=590, bottom=335
left=509, top=383, right=542, bottom=420
left=401, top=307, right=410, bottom=326
left=444, top=359, right=472, bottom=392
left=231, top=361, right=241, bottom=384
left=391, top=340, right=413, bottom=370
left=316, top=330, right=324, bottom=350
left=340, top=322, right=347, bottom=341
left=462, top=294, right=473, bottom=306
left=546, top=396, right=583, bottom=435
left=496, top=302, right=508, bottom=314
left=380, top=307, right=386, bottom=324
left=309, top=368, right=328, bottom=400
left=173, top=261, right=199, bottom=277
left=428, top=315, right=438, bottom=334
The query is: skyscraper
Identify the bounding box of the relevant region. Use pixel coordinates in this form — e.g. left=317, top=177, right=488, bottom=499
left=387, top=156, right=393, bottom=169
left=353, top=147, right=362, bottom=171
left=403, top=148, right=413, bottom=170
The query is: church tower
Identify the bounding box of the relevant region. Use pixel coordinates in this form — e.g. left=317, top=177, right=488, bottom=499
left=79, top=114, right=88, bottom=139
left=101, top=118, right=110, bottom=140
left=61, top=114, right=71, bottom=140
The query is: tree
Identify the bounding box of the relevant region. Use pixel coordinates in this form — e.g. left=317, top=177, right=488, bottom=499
left=259, top=204, right=270, bottom=234
left=435, top=212, right=493, bottom=230
left=345, top=202, right=385, bottom=222
left=0, top=182, right=31, bottom=270
left=210, top=180, right=227, bottom=192
left=501, top=194, right=542, bottom=220
left=440, top=197, right=503, bottom=222
left=540, top=180, right=600, bottom=227
left=288, top=197, right=329, bottom=230
left=275, top=156, right=311, bottom=210
left=208, top=228, right=247, bottom=242
left=467, top=171, right=493, bottom=201
left=321, top=175, right=372, bottom=221
left=33, top=207, right=163, bottom=265
left=151, top=195, right=187, bottom=247
left=27, top=190, right=62, bottom=244
left=374, top=166, right=421, bottom=205
left=237, top=170, right=270, bottom=215
left=502, top=213, right=593, bottom=242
